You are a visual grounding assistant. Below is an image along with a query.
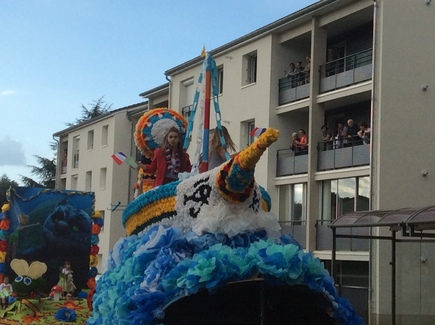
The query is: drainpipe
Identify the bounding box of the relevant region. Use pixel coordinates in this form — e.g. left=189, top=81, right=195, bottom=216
left=165, top=74, right=172, bottom=108
left=52, top=135, right=60, bottom=189
left=369, top=1, right=378, bottom=324
left=370, top=0, right=378, bottom=211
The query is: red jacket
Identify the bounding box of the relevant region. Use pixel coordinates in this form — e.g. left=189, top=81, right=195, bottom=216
left=143, top=148, right=192, bottom=186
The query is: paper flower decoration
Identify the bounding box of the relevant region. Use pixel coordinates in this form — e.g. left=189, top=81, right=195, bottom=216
left=134, top=108, right=187, bottom=159
left=55, top=307, right=77, bottom=322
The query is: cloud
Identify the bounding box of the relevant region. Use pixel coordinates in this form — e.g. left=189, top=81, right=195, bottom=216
left=0, top=136, right=26, bottom=166
left=0, top=90, right=16, bottom=96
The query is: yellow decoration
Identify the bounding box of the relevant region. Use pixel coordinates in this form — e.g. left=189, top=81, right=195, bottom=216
left=90, top=255, right=99, bottom=267
left=93, top=210, right=102, bottom=218
left=125, top=197, right=176, bottom=235
left=1, top=204, right=9, bottom=212
left=0, top=251, right=6, bottom=262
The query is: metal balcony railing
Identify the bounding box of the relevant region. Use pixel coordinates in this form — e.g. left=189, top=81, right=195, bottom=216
left=316, top=219, right=369, bottom=251
left=319, top=48, right=373, bottom=93
left=317, top=136, right=369, bottom=171
left=276, top=148, right=308, bottom=176
left=278, top=76, right=310, bottom=105
left=279, top=220, right=306, bottom=249
left=181, top=105, right=193, bottom=119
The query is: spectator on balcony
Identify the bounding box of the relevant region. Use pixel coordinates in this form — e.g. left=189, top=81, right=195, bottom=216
left=290, top=132, right=300, bottom=155
left=295, top=61, right=305, bottom=86
left=342, top=127, right=351, bottom=147
left=285, top=62, right=296, bottom=88
left=321, top=125, right=334, bottom=150
left=358, top=122, right=371, bottom=145
left=295, top=129, right=308, bottom=155
left=304, top=55, right=311, bottom=84
left=333, top=123, right=344, bottom=149
left=346, top=119, right=359, bottom=144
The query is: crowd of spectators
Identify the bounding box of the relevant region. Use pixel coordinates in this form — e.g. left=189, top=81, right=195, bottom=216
left=284, top=55, right=311, bottom=88
left=288, top=119, right=370, bottom=156
left=323, top=119, right=371, bottom=149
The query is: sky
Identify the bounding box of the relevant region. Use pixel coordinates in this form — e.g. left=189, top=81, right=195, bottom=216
left=0, top=0, right=317, bottom=185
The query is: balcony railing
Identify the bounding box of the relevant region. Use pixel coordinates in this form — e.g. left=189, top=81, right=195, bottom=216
left=319, top=48, right=373, bottom=93
left=279, top=220, right=306, bottom=249
left=276, top=148, right=308, bottom=177
left=278, top=77, right=310, bottom=106
left=317, top=137, right=369, bottom=171
left=181, top=105, right=193, bottom=119
left=316, top=219, right=369, bottom=251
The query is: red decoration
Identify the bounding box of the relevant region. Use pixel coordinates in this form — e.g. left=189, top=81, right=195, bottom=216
left=92, top=224, right=101, bottom=235
left=90, top=245, right=99, bottom=255
left=0, top=219, right=10, bottom=230
left=0, top=240, right=7, bottom=252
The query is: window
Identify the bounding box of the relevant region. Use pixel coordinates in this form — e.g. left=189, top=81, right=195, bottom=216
left=102, top=125, right=109, bottom=146
left=98, top=210, right=105, bottom=232
left=85, top=171, right=92, bottom=191
left=278, top=183, right=307, bottom=222
left=242, top=51, right=257, bottom=86
left=99, top=167, right=107, bottom=189
left=97, top=253, right=103, bottom=270
left=241, top=119, right=255, bottom=148
left=321, top=176, right=370, bottom=220
left=72, top=136, right=80, bottom=169
left=181, top=105, right=193, bottom=119
left=71, top=174, right=78, bottom=190
left=87, top=130, right=94, bottom=150
left=61, top=148, right=68, bottom=174
left=217, top=66, right=224, bottom=95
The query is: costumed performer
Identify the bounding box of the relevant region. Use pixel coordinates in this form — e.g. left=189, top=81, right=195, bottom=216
left=58, top=260, right=76, bottom=297
left=0, top=275, right=12, bottom=309
left=138, top=127, right=192, bottom=187
left=208, top=125, right=237, bottom=169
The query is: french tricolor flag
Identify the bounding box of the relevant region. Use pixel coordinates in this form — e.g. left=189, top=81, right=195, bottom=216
left=111, top=152, right=127, bottom=165
left=250, top=127, right=266, bottom=137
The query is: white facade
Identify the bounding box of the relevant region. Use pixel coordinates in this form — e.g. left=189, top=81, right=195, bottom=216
left=54, top=104, right=149, bottom=274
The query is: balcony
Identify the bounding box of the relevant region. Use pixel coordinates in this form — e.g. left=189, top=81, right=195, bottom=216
left=319, top=48, right=372, bottom=93
left=279, top=220, right=306, bottom=249
left=316, top=219, right=369, bottom=251
left=278, top=77, right=310, bottom=106
left=181, top=105, right=193, bottom=119
left=276, top=148, right=308, bottom=177
left=317, top=137, right=369, bottom=171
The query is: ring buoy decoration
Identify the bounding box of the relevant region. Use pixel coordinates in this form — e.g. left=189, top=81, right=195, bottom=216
left=134, top=108, right=187, bottom=159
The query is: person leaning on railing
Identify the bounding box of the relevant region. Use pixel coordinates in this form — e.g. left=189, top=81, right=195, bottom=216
left=294, top=129, right=308, bottom=155
left=290, top=132, right=300, bottom=155
left=357, top=122, right=371, bottom=145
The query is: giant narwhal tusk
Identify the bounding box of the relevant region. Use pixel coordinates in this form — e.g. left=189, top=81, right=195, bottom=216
left=216, top=128, right=279, bottom=203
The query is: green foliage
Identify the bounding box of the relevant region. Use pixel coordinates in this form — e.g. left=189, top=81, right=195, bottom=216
left=20, top=155, right=56, bottom=188
left=67, top=96, right=112, bottom=126
left=0, top=174, right=18, bottom=205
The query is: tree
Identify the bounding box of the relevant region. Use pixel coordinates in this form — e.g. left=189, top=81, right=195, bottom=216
left=0, top=174, right=18, bottom=205
left=20, top=155, right=56, bottom=188
left=68, top=96, right=112, bottom=126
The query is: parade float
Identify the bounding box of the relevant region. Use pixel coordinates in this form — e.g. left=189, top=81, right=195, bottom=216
left=87, top=52, right=363, bottom=325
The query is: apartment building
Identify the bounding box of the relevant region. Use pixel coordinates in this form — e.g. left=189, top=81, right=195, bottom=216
left=138, top=1, right=434, bottom=323
left=53, top=103, right=151, bottom=274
